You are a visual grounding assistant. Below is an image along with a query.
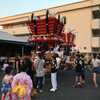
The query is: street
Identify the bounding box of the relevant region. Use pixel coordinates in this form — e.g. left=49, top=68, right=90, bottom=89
left=0, top=69, right=100, bottom=100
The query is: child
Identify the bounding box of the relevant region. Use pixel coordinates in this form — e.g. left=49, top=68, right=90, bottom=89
left=11, top=65, right=33, bottom=100
left=73, top=54, right=85, bottom=88
left=1, top=66, right=13, bottom=100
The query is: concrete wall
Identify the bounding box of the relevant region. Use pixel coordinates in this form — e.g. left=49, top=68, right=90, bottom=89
left=61, top=8, right=92, bottom=53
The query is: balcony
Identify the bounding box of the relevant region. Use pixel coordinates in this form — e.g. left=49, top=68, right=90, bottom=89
left=92, top=19, right=100, bottom=29
left=92, top=10, right=100, bottom=19
left=92, top=37, right=100, bottom=47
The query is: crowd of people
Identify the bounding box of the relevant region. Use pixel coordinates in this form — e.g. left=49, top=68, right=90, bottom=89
left=0, top=44, right=100, bottom=100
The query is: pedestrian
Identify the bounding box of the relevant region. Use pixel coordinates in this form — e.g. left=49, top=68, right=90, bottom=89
left=1, top=66, right=13, bottom=100
left=92, top=55, right=100, bottom=87
left=15, top=56, right=20, bottom=73
left=73, top=54, right=85, bottom=88
left=80, top=54, right=85, bottom=84
left=50, top=53, right=58, bottom=92
left=34, top=53, right=45, bottom=93
left=22, top=55, right=38, bottom=96
left=11, top=65, right=33, bottom=100
left=2, top=60, right=9, bottom=71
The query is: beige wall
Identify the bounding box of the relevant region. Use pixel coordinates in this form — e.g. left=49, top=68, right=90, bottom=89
left=3, top=23, right=29, bottom=35
left=60, top=8, right=92, bottom=53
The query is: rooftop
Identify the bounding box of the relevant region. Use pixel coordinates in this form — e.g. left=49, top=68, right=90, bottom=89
left=0, top=31, right=27, bottom=43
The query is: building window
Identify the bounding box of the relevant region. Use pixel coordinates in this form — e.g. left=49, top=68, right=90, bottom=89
left=92, top=48, right=100, bottom=53
left=92, top=29, right=100, bottom=37
left=92, top=10, right=100, bottom=19
left=18, top=22, right=26, bottom=27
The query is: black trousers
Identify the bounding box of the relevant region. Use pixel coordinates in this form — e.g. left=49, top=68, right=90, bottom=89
left=35, top=76, right=43, bottom=90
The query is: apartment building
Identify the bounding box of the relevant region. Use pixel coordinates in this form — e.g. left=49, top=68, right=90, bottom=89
left=0, top=0, right=100, bottom=53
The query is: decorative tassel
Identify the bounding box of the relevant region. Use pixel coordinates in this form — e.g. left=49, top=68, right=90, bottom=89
left=33, top=16, right=37, bottom=34
left=31, top=13, right=34, bottom=21
left=58, top=14, right=60, bottom=22
left=46, top=9, right=49, bottom=33
left=63, top=16, right=66, bottom=24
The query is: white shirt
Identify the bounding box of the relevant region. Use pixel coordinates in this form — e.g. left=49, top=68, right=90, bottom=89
left=92, top=58, right=100, bottom=68
left=2, top=63, right=9, bottom=71
left=53, top=45, right=59, bottom=53
left=56, top=57, right=61, bottom=69
left=57, top=51, right=64, bottom=58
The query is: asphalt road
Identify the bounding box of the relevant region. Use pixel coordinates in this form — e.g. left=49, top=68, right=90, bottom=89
left=0, top=69, right=100, bottom=100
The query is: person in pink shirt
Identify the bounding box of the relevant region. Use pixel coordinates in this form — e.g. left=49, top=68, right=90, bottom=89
left=11, top=65, right=33, bottom=100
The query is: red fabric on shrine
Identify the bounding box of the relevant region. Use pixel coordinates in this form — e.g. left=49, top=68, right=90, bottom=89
left=37, top=19, right=47, bottom=34
left=29, top=36, right=64, bottom=43
left=48, top=17, right=58, bottom=34
left=27, top=17, right=64, bottom=35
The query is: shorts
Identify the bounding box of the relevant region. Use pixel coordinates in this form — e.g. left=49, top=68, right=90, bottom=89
left=76, top=72, right=84, bottom=76
left=1, top=83, right=11, bottom=93
left=75, top=69, right=84, bottom=76
left=92, top=67, right=100, bottom=73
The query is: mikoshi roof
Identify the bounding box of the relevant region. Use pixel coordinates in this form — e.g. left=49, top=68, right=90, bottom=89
left=0, top=31, right=27, bottom=44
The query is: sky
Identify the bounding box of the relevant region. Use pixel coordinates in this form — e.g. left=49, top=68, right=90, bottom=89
left=0, top=0, right=81, bottom=18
